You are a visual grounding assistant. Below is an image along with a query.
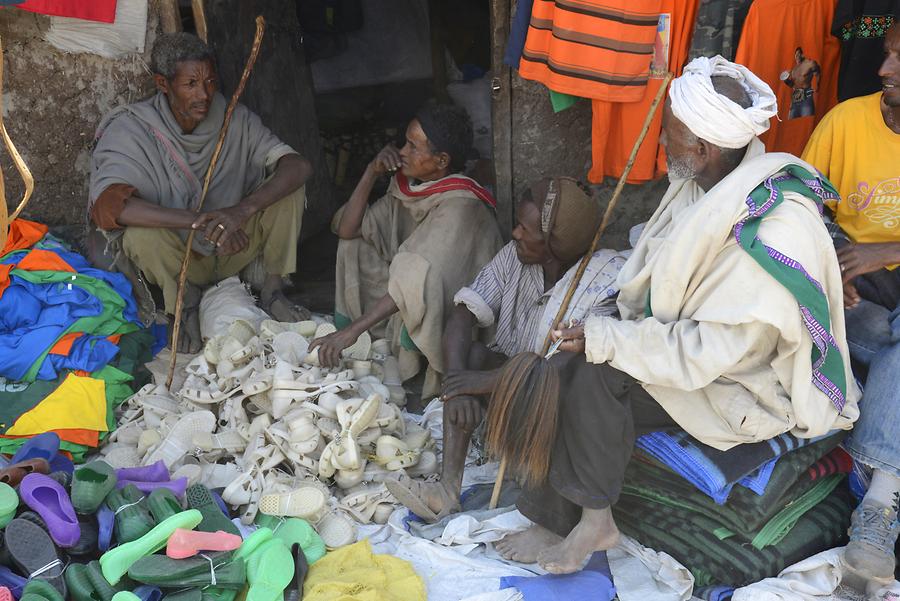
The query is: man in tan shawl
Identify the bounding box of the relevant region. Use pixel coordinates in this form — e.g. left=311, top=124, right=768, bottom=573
left=493, top=57, right=861, bottom=575
left=89, top=33, right=311, bottom=352
left=310, top=103, right=503, bottom=399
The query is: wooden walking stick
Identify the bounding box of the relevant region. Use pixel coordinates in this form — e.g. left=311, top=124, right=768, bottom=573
left=487, top=72, right=674, bottom=510
left=166, top=16, right=267, bottom=389
left=0, top=36, right=36, bottom=245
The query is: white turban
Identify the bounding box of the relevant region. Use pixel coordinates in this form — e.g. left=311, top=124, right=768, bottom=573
left=669, top=55, right=778, bottom=149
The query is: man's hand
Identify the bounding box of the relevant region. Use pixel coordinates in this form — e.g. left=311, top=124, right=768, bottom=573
left=441, top=369, right=498, bottom=401
left=837, top=243, right=900, bottom=282
left=192, top=205, right=254, bottom=248
left=215, top=228, right=249, bottom=256
left=844, top=280, right=861, bottom=309
left=551, top=324, right=586, bottom=354
left=444, top=395, right=484, bottom=432
left=370, top=144, right=403, bottom=176
left=308, top=328, right=361, bottom=368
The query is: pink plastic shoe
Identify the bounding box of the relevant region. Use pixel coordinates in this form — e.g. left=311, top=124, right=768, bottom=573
left=0, top=586, right=11, bottom=601
left=165, top=528, right=243, bottom=559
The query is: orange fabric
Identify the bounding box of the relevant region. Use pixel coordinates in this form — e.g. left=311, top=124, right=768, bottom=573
left=16, top=249, right=76, bottom=274
left=588, top=0, right=699, bottom=183
left=519, top=0, right=664, bottom=101
left=1, top=219, right=47, bottom=257
left=49, top=333, right=83, bottom=356
left=0, top=265, right=11, bottom=298
left=107, top=334, right=122, bottom=344
left=0, top=431, right=97, bottom=447
left=734, top=0, right=841, bottom=157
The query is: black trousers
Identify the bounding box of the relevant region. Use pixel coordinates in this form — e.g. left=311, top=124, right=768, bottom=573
left=516, top=352, right=676, bottom=537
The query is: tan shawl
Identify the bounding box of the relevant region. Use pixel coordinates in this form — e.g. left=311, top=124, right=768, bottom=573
left=584, top=139, right=860, bottom=449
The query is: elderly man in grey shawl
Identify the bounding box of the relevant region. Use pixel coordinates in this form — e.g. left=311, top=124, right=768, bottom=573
left=89, top=33, right=312, bottom=352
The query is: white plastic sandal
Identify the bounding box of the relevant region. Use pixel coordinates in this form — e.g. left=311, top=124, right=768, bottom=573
left=193, top=429, right=249, bottom=453
left=143, top=410, right=216, bottom=468
left=271, top=331, right=310, bottom=365
left=258, top=485, right=327, bottom=521
left=374, top=435, right=420, bottom=471
left=315, top=509, right=357, bottom=549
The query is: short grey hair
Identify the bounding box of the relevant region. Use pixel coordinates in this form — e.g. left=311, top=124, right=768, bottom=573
left=151, top=32, right=215, bottom=80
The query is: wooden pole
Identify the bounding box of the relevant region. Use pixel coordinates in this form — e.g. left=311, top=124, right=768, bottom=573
left=0, top=36, right=35, bottom=243
left=191, top=0, right=208, bottom=43
left=488, top=72, right=675, bottom=510
left=166, top=16, right=267, bottom=389
left=158, top=0, right=182, bottom=34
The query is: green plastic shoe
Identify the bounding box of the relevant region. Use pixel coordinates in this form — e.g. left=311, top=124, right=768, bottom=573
left=72, top=461, right=117, bottom=514
left=185, top=485, right=241, bottom=536
left=22, top=580, right=64, bottom=601
left=201, top=588, right=238, bottom=601
left=0, top=483, right=17, bottom=527
left=162, top=590, right=202, bottom=601
left=147, top=488, right=183, bottom=524
left=246, top=539, right=293, bottom=601
left=128, top=551, right=246, bottom=589
left=234, top=527, right=273, bottom=562
left=99, top=509, right=202, bottom=585
left=65, top=563, right=99, bottom=601
left=85, top=560, right=124, bottom=601
left=106, top=485, right=154, bottom=544
left=111, top=593, right=141, bottom=601
left=267, top=517, right=326, bottom=565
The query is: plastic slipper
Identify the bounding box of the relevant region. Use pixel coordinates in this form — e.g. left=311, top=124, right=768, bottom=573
left=258, top=486, right=327, bottom=522
left=146, top=488, right=183, bottom=524
left=166, top=528, right=242, bottom=559
left=334, top=465, right=366, bottom=490
left=374, top=435, right=419, bottom=471
left=246, top=539, right=293, bottom=601
left=0, top=458, right=50, bottom=487
left=19, top=473, right=80, bottom=548
left=116, top=477, right=188, bottom=498
left=256, top=515, right=326, bottom=565
left=186, top=484, right=241, bottom=537
left=0, top=566, right=26, bottom=599
left=47, top=454, right=74, bottom=476
left=0, top=587, right=11, bottom=601
left=22, top=579, right=64, bottom=601
left=158, top=590, right=201, bottom=601
left=284, top=543, right=308, bottom=601
left=99, top=509, right=202, bottom=585
left=72, top=460, right=117, bottom=514
left=193, top=430, right=248, bottom=454
left=342, top=329, right=371, bottom=361
left=85, top=560, right=122, bottom=601
left=96, top=504, right=114, bottom=552
left=171, top=464, right=202, bottom=488
left=68, top=513, right=99, bottom=557
left=384, top=474, right=460, bottom=523
left=64, top=563, right=99, bottom=601
left=143, top=411, right=216, bottom=468
left=3, top=518, right=67, bottom=597
left=127, top=551, right=246, bottom=589
left=407, top=450, right=439, bottom=478
left=0, top=483, right=17, bottom=528
left=10, top=433, right=60, bottom=464
left=105, top=484, right=155, bottom=545
left=199, top=462, right=242, bottom=490
left=234, top=527, right=273, bottom=562
left=314, top=510, right=357, bottom=549
left=117, top=461, right=169, bottom=483
left=131, top=585, right=163, bottom=601
left=271, top=331, right=309, bottom=365
left=111, top=593, right=141, bottom=601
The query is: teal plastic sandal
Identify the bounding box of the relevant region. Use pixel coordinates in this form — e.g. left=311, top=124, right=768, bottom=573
left=127, top=551, right=246, bottom=589
left=0, top=483, right=17, bottom=528
left=99, top=509, right=202, bottom=585
left=233, top=527, right=273, bottom=562
left=246, top=539, right=293, bottom=601
left=262, top=516, right=326, bottom=565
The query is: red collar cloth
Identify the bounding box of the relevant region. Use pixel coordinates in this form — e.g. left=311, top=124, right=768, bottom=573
left=395, top=172, right=496, bottom=209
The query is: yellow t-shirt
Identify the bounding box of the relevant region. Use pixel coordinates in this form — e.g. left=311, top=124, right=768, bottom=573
left=802, top=92, right=900, bottom=247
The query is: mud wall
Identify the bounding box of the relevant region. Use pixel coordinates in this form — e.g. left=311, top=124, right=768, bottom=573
left=0, top=6, right=157, bottom=242
left=510, top=72, right=667, bottom=250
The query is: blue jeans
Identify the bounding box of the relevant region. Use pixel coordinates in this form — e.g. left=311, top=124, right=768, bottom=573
left=844, top=299, right=900, bottom=478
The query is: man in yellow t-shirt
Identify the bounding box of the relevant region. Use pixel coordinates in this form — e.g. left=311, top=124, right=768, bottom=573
left=801, top=22, right=900, bottom=594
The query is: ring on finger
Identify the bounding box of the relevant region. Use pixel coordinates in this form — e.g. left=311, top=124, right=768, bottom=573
left=216, top=223, right=226, bottom=231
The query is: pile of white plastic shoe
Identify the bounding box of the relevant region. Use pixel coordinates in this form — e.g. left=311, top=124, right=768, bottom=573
left=102, top=318, right=439, bottom=550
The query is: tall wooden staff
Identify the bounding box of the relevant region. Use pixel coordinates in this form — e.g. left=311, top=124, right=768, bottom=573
left=0, top=36, right=36, bottom=245
left=488, top=72, right=675, bottom=509
left=166, top=16, right=267, bottom=389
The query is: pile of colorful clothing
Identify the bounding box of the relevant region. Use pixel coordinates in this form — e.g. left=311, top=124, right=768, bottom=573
left=613, top=427, right=855, bottom=593
left=0, top=219, right=153, bottom=462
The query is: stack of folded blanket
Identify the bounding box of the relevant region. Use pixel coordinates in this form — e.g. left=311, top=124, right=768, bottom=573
left=0, top=219, right=152, bottom=461
left=613, top=428, right=855, bottom=589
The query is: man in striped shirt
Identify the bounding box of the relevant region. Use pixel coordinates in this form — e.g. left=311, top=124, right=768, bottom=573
left=386, top=177, right=628, bottom=522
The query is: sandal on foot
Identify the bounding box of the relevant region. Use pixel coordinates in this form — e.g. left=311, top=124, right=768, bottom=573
left=383, top=475, right=460, bottom=523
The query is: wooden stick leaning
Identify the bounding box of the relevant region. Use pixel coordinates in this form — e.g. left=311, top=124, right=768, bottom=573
left=166, top=16, right=267, bottom=389
left=488, top=71, right=674, bottom=510
left=0, top=36, right=36, bottom=245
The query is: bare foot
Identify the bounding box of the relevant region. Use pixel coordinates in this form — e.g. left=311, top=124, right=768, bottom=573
left=167, top=283, right=203, bottom=354
left=495, top=524, right=563, bottom=563
left=537, top=507, right=620, bottom=574
left=261, top=289, right=311, bottom=322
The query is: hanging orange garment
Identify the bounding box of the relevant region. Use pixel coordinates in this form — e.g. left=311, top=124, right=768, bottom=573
left=734, top=0, right=841, bottom=157
left=1, top=219, right=47, bottom=257
left=518, top=0, right=664, bottom=101
left=588, top=0, right=700, bottom=183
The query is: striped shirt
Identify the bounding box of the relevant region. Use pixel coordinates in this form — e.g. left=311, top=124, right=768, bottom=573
left=454, top=241, right=627, bottom=357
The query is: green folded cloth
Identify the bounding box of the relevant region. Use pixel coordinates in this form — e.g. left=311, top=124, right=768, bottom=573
left=613, top=484, right=853, bottom=587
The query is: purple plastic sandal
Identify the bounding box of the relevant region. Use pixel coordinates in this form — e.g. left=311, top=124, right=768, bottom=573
left=19, top=473, right=80, bottom=548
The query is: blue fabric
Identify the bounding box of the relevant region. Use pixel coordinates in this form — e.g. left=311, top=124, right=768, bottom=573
left=0, top=243, right=140, bottom=381
left=0, top=565, right=26, bottom=598
left=694, top=585, right=735, bottom=601
left=503, top=0, right=534, bottom=68
left=737, top=458, right=777, bottom=496
left=636, top=430, right=825, bottom=504
left=150, top=323, right=168, bottom=356
left=499, top=552, right=615, bottom=601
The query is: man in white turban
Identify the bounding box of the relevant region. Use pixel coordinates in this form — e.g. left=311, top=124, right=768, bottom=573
left=493, top=56, right=861, bottom=575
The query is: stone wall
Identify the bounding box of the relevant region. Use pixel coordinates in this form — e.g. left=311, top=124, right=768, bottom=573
left=510, top=72, right=667, bottom=250
left=0, top=5, right=157, bottom=240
